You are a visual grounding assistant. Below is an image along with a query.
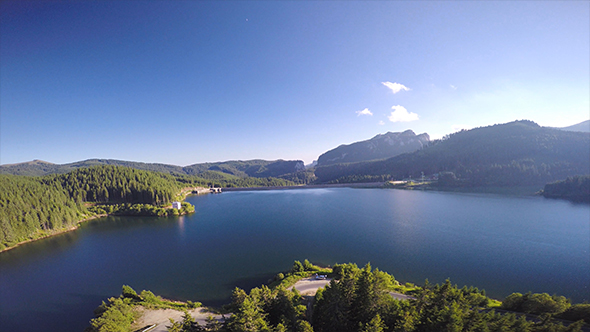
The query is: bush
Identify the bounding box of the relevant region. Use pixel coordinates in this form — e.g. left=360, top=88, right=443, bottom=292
left=502, top=292, right=570, bottom=315
left=291, top=261, right=304, bottom=273
left=121, top=285, right=140, bottom=300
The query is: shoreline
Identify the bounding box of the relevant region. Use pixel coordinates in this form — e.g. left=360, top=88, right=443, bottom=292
left=0, top=183, right=546, bottom=253
left=0, top=189, right=209, bottom=254
left=0, top=184, right=382, bottom=253
left=0, top=213, right=107, bottom=254
left=221, top=182, right=385, bottom=192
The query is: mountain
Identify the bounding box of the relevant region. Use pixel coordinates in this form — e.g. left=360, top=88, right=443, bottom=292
left=316, top=130, right=430, bottom=166
left=558, top=120, right=590, bottom=133
left=0, top=158, right=305, bottom=179
left=314, top=120, right=590, bottom=186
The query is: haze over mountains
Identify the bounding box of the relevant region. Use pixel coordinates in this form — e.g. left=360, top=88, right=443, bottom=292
left=2, top=120, right=589, bottom=188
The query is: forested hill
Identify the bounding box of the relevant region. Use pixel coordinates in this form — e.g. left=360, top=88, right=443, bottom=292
left=315, top=120, right=590, bottom=186
left=0, top=158, right=305, bottom=179
left=0, top=165, right=295, bottom=250
left=317, top=130, right=430, bottom=166
left=0, top=166, right=196, bottom=250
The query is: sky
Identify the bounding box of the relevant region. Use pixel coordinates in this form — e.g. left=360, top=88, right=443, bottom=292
left=1, top=1, right=589, bottom=166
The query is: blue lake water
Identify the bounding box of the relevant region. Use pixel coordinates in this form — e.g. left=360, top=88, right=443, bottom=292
left=0, top=188, right=589, bottom=332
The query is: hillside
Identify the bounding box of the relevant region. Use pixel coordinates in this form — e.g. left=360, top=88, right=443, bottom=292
left=0, top=165, right=199, bottom=250
left=317, top=130, right=430, bottom=166
left=0, top=158, right=305, bottom=179
left=0, top=164, right=299, bottom=250
left=314, top=120, right=590, bottom=186
left=558, top=120, right=590, bottom=133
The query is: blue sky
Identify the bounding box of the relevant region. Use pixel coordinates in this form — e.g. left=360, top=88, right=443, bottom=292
left=1, top=1, right=588, bottom=166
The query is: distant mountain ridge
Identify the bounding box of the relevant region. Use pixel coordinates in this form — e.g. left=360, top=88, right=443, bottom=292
left=0, top=158, right=305, bottom=179
left=557, top=120, right=590, bottom=133
left=317, top=130, right=430, bottom=166
left=314, top=120, right=590, bottom=186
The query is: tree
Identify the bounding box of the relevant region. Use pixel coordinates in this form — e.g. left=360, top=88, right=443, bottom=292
left=227, top=292, right=269, bottom=332
left=121, top=285, right=140, bottom=300
left=361, top=314, right=386, bottom=332
left=291, top=261, right=305, bottom=273
left=205, top=315, right=223, bottom=331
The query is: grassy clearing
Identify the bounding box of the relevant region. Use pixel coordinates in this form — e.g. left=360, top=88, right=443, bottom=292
left=392, top=282, right=422, bottom=295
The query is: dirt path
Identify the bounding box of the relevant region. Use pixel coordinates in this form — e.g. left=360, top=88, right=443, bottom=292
left=288, top=277, right=332, bottom=296
left=134, top=307, right=225, bottom=332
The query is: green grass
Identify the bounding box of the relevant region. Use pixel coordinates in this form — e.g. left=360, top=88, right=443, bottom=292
left=392, top=282, right=421, bottom=295
left=487, top=299, right=502, bottom=308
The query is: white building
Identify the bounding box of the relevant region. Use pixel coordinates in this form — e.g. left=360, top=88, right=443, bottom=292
left=172, top=201, right=182, bottom=209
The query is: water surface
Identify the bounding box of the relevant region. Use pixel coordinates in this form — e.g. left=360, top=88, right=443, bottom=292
left=1, top=188, right=588, bottom=332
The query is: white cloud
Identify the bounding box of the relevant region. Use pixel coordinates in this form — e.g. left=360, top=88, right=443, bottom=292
left=356, top=108, right=373, bottom=116
left=388, top=105, right=419, bottom=122
left=378, top=120, right=385, bottom=125
left=450, top=84, right=457, bottom=90
left=382, top=81, right=410, bottom=94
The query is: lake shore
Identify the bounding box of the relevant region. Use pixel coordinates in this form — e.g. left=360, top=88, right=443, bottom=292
left=0, top=187, right=210, bottom=254
left=134, top=307, right=224, bottom=332
left=221, top=182, right=385, bottom=192
left=0, top=213, right=107, bottom=254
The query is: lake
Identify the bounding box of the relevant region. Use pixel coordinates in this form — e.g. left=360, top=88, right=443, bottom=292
left=0, top=188, right=588, bottom=332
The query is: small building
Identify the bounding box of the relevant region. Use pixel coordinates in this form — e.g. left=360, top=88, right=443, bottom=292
left=172, top=201, right=182, bottom=209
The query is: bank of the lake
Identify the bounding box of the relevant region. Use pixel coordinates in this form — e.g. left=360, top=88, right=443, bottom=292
left=0, top=198, right=198, bottom=254
left=0, top=214, right=107, bottom=254
left=1, top=188, right=588, bottom=332
left=221, top=182, right=385, bottom=191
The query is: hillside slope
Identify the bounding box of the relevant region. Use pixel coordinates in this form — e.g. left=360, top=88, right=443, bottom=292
left=0, top=158, right=305, bottom=179
left=558, top=120, right=590, bottom=133
left=317, top=130, right=429, bottom=166
left=315, top=120, right=590, bottom=186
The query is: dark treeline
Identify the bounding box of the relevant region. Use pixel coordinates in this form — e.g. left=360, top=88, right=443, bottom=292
left=89, top=262, right=590, bottom=332
left=218, top=177, right=296, bottom=188
left=314, top=121, right=590, bottom=186
left=47, top=165, right=194, bottom=205
left=541, top=176, right=590, bottom=202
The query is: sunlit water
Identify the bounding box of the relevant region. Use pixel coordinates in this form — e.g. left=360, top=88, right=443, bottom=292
left=1, top=188, right=588, bottom=332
